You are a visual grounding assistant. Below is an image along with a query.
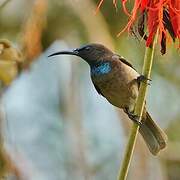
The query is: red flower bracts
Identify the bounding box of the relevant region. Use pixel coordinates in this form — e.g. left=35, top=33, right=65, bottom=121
left=96, top=0, right=180, bottom=54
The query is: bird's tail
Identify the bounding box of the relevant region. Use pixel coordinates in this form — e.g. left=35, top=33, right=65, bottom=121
left=139, top=111, right=167, bottom=155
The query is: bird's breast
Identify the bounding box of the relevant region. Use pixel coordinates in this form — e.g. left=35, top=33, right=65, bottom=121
left=91, top=62, right=139, bottom=109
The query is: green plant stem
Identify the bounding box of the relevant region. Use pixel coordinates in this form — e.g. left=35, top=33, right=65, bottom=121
left=117, top=36, right=157, bottom=180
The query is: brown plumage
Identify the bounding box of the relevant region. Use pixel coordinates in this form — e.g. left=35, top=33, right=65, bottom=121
left=49, top=43, right=167, bottom=155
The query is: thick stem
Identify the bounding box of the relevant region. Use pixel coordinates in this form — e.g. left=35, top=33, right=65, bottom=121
left=117, top=36, right=157, bottom=180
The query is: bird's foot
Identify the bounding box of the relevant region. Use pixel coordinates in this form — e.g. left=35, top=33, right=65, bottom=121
left=137, top=75, right=151, bottom=85
left=128, top=113, right=142, bottom=126
left=124, top=108, right=142, bottom=126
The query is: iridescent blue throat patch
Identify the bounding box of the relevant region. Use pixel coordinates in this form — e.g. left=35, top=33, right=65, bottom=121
left=91, top=62, right=111, bottom=76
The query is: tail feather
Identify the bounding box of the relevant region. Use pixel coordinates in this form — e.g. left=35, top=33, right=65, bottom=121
left=139, top=111, right=167, bottom=155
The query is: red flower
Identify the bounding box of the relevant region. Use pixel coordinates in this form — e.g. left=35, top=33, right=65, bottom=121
left=169, top=0, right=180, bottom=39
left=96, top=0, right=180, bottom=54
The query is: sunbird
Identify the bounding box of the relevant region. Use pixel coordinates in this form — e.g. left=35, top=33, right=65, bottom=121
left=49, top=43, right=167, bottom=155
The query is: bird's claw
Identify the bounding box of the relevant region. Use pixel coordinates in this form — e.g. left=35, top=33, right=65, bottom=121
left=124, top=108, right=142, bottom=126
left=128, top=113, right=142, bottom=126
left=137, top=75, right=151, bottom=85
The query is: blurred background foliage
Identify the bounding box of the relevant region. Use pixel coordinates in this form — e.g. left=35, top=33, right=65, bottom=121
left=0, top=0, right=179, bottom=179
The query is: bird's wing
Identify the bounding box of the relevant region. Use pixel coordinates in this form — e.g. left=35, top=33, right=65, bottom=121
left=115, top=54, right=137, bottom=71
left=93, top=83, right=105, bottom=97
left=115, top=54, right=142, bottom=88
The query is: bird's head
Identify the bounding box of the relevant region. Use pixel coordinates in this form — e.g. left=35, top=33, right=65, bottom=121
left=48, top=43, right=113, bottom=65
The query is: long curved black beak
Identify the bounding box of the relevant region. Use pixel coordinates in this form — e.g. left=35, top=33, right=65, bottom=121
left=48, top=49, right=79, bottom=57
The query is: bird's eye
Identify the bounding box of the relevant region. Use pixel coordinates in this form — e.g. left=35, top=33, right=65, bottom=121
left=85, top=47, right=91, bottom=51
left=76, top=46, right=91, bottom=52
